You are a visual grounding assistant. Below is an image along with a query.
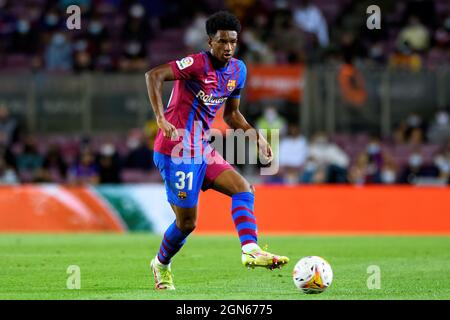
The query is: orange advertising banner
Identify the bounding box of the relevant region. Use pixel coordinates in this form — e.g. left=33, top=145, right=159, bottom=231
left=197, top=185, right=450, bottom=235
left=246, top=64, right=304, bottom=103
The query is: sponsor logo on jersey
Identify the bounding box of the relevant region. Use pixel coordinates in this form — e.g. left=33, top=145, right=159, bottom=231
left=227, top=79, right=236, bottom=92
left=176, top=56, right=194, bottom=70
left=196, top=90, right=228, bottom=106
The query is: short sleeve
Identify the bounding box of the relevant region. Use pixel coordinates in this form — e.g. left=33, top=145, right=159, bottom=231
left=168, top=53, right=204, bottom=80
left=229, top=61, right=247, bottom=99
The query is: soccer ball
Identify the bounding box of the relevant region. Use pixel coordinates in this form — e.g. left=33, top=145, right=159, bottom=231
left=292, top=256, right=333, bottom=294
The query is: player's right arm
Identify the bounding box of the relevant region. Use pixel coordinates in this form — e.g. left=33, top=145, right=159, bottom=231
left=145, top=64, right=178, bottom=139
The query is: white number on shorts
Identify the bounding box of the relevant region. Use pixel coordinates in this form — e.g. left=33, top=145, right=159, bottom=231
left=175, top=171, right=193, bottom=190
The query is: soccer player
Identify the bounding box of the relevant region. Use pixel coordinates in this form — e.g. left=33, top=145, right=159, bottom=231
left=145, top=11, right=289, bottom=290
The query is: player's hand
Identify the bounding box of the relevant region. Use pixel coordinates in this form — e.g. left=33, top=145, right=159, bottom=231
left=157, top=117, right=178, bottom=139
left=257, top=136, right=273, bottom=164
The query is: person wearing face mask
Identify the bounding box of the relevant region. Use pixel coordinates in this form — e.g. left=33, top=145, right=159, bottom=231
left=308, top=132, right=350, bottom=183
left=124, top=131, right=154, bottom=171
left=45, top=32, right=73, bottom=71
left=433, top=153, right=450, bottom=183
left=398, top=152, right=439, bottom=184
left=12, top=18, right=38, bottom=54
left=427, top=110, right=450, bottom=145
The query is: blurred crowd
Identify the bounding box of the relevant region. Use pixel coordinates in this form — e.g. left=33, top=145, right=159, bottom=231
left=259, top=106, right=450, bottom=185
left=1, top=0, right=450, bottom=186
left=1, top=102, right=449, bottom=185
left=1, top=0, right=450, bottom=71
left=0, top=103, right=160, bottom=185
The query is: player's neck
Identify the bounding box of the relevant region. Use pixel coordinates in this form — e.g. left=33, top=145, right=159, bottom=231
left=207, top=50, right=228, bottom=69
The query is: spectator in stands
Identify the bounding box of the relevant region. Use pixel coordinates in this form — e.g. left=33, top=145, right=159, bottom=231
left=11, top=17, right=39, bottom=55
left=293, top=0, right=329, bottom=48
left=406, top=112, right=427, bottom=144
left=426, top=27, right=450, bottom=70
left=42, top=143, right=68, bottom=183
left=338, top=54, right=367, bottom=108
left=432, top=150, right=450, bottom=183
left=16, top=135, right=43, bottom=182
left=73, top=38, right=94, bottom=72
left=0, top=105, right=19, bottom=147
left=256, top=105, right=287, bottom=142
left=240, top=28, right=276, bottom=64
left=86, top=14, right=109, bottom=57
left=304, top=132, right=350, bottom=183
left=396, top=15, right=430, bottom=52
left=97, top=143, right=122, bottom=184
left=389, top=41, right=422, bottom=72
left=279, top=124, right=309, bottom=184
left=267, top=5, right=306, bottom=63
left=45, top=32, right=73, bottom=72
left=397, top=151, right=438, bottom=184
left=119, top=3, right=149, bottom=72
left=394, top=112, right=427, bottom=145
left=124, top=131, right=154, bottom=171
left=184, top=11, right=208, bottom=52
left=68, top=149, right=99, bottom=185
left=0, top=157, right=18, bottom=184
left=427, top=109, right=450, bottom=145
left=95, top=41, right=118, bottom=72
left=348, top=153, right=369, bottom=185
left=380, top=154, right=398, bottom=184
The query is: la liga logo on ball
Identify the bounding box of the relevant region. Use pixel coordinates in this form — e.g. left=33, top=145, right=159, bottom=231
left=293, top=256, right=333, bottom=294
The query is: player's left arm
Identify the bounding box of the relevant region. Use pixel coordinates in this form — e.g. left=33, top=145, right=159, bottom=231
left=223, top=98, right=273, bottom=162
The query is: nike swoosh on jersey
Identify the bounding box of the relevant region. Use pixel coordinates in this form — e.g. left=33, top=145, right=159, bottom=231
left=204, top=79, right=216, bottom=83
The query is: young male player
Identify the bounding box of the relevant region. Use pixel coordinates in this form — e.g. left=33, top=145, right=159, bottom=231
left=145, top=11, right=289, bottom=290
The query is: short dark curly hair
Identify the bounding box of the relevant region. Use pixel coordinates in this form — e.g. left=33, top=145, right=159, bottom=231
left=205, top=11, right=241, bottom=38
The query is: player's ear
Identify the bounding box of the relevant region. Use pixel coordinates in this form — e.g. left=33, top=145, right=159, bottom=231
left=207, top=37, right=213, bottom=49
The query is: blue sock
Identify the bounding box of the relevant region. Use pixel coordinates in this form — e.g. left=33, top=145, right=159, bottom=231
left=231, top=192, right=258, bottom=247
left=157, top=220, right=191, bottom=265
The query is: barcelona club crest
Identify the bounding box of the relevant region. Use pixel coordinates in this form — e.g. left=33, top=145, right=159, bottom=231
left=227, top=79, right=236, bottom=92
left=178, top=191, right=187, bottom=200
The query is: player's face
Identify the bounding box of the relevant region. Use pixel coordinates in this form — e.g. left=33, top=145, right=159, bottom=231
left=209, top=30, right=238, bottom=63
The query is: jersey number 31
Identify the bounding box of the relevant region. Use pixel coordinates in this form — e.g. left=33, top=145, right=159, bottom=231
left=175, top=171, right=193, bottom=190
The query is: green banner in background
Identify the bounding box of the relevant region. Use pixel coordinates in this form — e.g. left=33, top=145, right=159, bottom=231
left=94, top=184, right=174, bottom=233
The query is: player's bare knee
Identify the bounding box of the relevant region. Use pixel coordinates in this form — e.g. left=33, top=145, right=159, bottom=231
left=232, top=180, right=252, bottom=195
left=176, top=218, right=196, bottom=233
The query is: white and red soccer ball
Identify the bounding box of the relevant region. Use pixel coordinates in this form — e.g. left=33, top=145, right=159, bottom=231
left=292, top=256, right=333, bottom=294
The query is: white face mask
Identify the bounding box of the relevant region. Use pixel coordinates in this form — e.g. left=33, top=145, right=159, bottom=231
left=100, top=144, right=115, bottom=156
left=436, top=112, right=449, bottom=126
left=434, top=155, right=450, bottom=173
left=127, top=138, right=140, bottom=150
left=17, top=20, right=30, bottom=34
left=409, top=154, right=423, bottom=167
left=265, top=109, right=277, bottom=122
left=367, top=143, right=380, bottom=155
left=381, top=170, right=396, bottom=183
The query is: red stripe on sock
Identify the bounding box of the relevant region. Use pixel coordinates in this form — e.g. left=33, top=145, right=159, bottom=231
left=234, top=216, right=256, bottom=226
left=163, top=234, right=175, bottom=249
left=232, top=206, right=254, bottom=216
left=161, top=241, right=171, bottom=254
left=238, top=228, right=257, bottom=237
left=242, top=240, right=257, bottom=246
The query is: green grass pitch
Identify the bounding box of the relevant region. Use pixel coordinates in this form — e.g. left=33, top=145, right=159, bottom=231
left=0, top=234, right=449, bottom=300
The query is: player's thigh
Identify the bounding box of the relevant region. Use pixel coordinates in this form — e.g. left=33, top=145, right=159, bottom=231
left=154, top=152, right=207, bottom=208
left=210, top=169, right=253, bottom=197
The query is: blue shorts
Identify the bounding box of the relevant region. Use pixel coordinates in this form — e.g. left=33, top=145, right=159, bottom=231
left=153, top=152, right=208, bottom=208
